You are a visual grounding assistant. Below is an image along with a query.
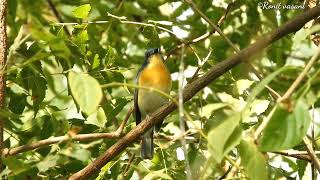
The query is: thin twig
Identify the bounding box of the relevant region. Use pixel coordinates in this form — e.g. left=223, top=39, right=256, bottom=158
left=2, top=107, right=133, bottom=157
left=311, top=105, right=316, bottom=179
left=123, top=153, right=135, bottom=177
left=54, top=14, right=176, bottom=37
left=178, top=45, right=192, bottom=180
left=271, top=151, right=312, bottom=162
left=225, top=158, right=241, bottom=179
left=304, top=137, right=320, bottom=173
left=165, top=1, right=234, bottom=59
left=188, top=49, right=212, bottom=83
left=278, top=46, right=320, bottom=102
left=47, top=0, right=70, bottom=36
left=272, top=149, right=320, bottom=163
left=184, top=0, right=238, bottom=51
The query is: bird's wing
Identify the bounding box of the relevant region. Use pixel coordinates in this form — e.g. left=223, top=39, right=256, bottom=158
left=134, top=75, right=141, bottom=126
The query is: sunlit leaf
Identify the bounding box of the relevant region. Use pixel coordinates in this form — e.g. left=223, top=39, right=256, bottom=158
left=3, top=157, right=31, bottom=175
left=60, top=144, right=91, bottom=162
left=68, top=71, right=103, bottom=115
left=72, top=4, right=91, bottom=19
left=239, top=140, right=268, bottom=180
left=236, top=79, right=253, bottom=95
left=37, top=155, right=59, bottom=172
left=86, top=107, right=107, bottom=127
left=200, top=103, right=228, bottom=118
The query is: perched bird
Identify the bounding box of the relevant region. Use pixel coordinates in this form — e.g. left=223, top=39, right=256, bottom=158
left=134, top=48, right=172, bottom=159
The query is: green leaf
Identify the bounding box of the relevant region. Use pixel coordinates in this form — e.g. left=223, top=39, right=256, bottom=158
left=60, top=144, right=91, bottom=162
left=200, top=103, right=228, bottom=118
left=293, top=24, right=320, bottom=46
left=297, top=159, right=307, bottom=179
left=9, top=93, right=27, bottom=114
left=37, top=155, right=59, bottom=172
left=259, top=100, right=311, bottom=151
left=72, top=4, right=91, bottom=19
left=142, top=26, right=160, bottom=47
left=68, top=71, right=103, bottom=115
left=239, top=140, right=268, bottom=180
left=92, top=54, right=100, bottom=69
left=86, top=107, right=107, bottom=127
left=105, top=46, right=117, bottom=67
left=73, top=29, right=89, bottom=52
left=208, top=113, right=242, bottom=163
left=144, top=170, right=173, bottom=180
left=20, top=116, right=47, bottom=133
left=2, top=157, right=30, bottom=175
left=96, top=161, right=119, bottom=180
left=20, top=68, right=47, bottom=110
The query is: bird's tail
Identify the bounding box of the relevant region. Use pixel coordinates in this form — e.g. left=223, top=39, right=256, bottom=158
left=141, top=128, right=154, bottom=159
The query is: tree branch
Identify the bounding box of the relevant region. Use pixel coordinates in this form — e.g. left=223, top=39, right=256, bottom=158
left=2, top=107, right=133, bottom=157
left=0, top=0, right=7, bottom=171
left=271, top=151, right=312, bottom=162
left=69, top=6, right=320, bottom=180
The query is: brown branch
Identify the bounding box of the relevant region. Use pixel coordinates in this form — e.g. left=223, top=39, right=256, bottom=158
left=272, top=151, right=312, bottom=162
left=69, top=6, right=320, bottom=180
left=47, top=0, right=70, bottom=36
left=0, top=0, right=7, bottom=171
left=2, top=107, right=133, bottom=157
left=272, top=150, right=320, bottom=161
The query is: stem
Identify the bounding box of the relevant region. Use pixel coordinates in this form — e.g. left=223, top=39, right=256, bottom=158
left=178, top=45, right=192, bottom=180
left=304, top=137, right=320, bottom=173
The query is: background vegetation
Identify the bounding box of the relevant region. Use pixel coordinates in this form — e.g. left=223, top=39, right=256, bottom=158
left=1, top=0, right=320, bottom=179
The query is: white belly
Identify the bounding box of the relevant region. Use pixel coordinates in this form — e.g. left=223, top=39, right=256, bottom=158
left=138, top=89, right=169, bottom=118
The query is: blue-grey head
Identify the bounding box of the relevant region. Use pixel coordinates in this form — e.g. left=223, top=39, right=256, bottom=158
left=145, top=48, right=160, bottom=59
left=142, top=48, right=162, bottom=67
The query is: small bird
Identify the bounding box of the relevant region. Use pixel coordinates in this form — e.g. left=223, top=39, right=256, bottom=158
left=134, top=48, right=172, bottom=159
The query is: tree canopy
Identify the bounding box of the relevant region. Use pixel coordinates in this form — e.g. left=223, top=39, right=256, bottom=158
left=1, top=0, right=320, bottom=179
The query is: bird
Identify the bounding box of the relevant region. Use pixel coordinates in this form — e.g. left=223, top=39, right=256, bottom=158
left=134, top=48, right=172, bottom=159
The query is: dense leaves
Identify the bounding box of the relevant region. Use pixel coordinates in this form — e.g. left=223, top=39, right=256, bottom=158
left=2, top=0, right=319, bottom=179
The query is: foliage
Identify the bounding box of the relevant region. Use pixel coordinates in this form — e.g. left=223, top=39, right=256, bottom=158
left=3, top=0, right=320, bottom=179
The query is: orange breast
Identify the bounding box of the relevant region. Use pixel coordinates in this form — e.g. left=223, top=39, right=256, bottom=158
left=138, top=56, right=171, bottom=92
